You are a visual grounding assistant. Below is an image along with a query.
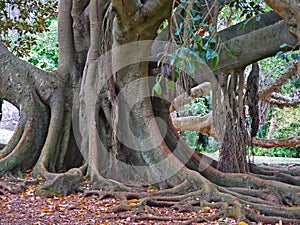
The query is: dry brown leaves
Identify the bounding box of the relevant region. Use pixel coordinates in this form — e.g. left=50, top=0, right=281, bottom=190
left=0, top=176, right=284, bottom=225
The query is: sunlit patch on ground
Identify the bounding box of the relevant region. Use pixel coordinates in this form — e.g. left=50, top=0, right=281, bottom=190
left=0, top=129, right=13, bottom=144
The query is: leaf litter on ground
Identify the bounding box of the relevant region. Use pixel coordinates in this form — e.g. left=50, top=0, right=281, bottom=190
left=0, top=174, right=291, bottom=225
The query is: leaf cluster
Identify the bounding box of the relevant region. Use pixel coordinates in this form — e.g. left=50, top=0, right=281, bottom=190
left=227, top=0, right=267, bottom=19
left=0, top=0, right=58, bottom=56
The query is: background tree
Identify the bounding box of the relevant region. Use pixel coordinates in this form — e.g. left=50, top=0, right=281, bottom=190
left=0, top=0, right=300, bottom=223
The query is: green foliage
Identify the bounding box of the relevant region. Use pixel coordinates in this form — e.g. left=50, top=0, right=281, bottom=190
left=171, top=1, right=220, bottom=73
left=23, top=18, right=58, bottom=71
left=152, top=74, right=163, bottom=96
left=219, top=0, right=270, bottom=30
left=0, top=0, right=58, bottom=56
left=177, top=97, right=209, bottom=117
left=273, top=106, right=300, bottom=138
left=253, top=147, right=300, bottom=158
left=181, top=130, right=199, bottom=150
left=228, top=0, right=267, bottom=18
left=254, top=52, right=300, bottom=158
left=276, top=50, right=300, bottom=64
left=154, top=2, right=221, bottom=95
left=157, top=19, right=168, bottom=35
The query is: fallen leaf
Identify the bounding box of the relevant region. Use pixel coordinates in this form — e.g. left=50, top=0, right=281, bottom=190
left=128, top=199, right=139, bottom=204
left=147, top=189, right=158, bottom=193
left=238, top=222, right=248, bottom=225
left=203, top=206, right=211, bottom=211
left=37, top=208, right=54, bottom=215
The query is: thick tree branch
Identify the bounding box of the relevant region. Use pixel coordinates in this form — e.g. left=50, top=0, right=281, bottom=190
left=0, top=42, right=55, bottom=104
left=171, top=109, right=300, bottom=149
left=152, top=10, right=288, bottom=75
left=137, top=0, right=173, bottom=19
left=170, top=82, right=212, bottom=112
left=219, top=11, right=282, bottom=42
left=253, top=136, right=300, bottom=149
left=172, top=112, right=218, bottom=138
left=267, top=92, right=300, bottom=108
left=112, top=0, right=140, bottom=22
left=215, top=21, right=298, bottom=73
left=259, top=62, right=298, bottom=100
left=265, top=0, right=300, bottom=39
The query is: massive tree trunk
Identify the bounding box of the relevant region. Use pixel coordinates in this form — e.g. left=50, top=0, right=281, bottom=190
left=0, top=0, right=299, bottom=223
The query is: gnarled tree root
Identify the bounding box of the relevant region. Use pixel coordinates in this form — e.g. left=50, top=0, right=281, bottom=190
left=34, top=167, right=85, bottom=197
left=0, top=180, right=26, bottom=195
left=82, top=170, right=300, bottom=224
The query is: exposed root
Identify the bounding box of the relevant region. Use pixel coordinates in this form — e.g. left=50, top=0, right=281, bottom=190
left=253, top=172, right=300, bottom=186
left=251, top=163, right=300, bottom=176
left=83, top=172, right=300, bottom=223
left=0, top=180, right=26, bottom=195
left=34, top=168, right=84, bottom=197
left=0, top=89, right=49, bottom=177
left=100, top=214, right=211, bottom=224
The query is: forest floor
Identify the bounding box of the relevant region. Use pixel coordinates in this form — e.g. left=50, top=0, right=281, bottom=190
left=0, top=166, right=298, bottom=225
left=0, top=175, right=243, bottom=225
